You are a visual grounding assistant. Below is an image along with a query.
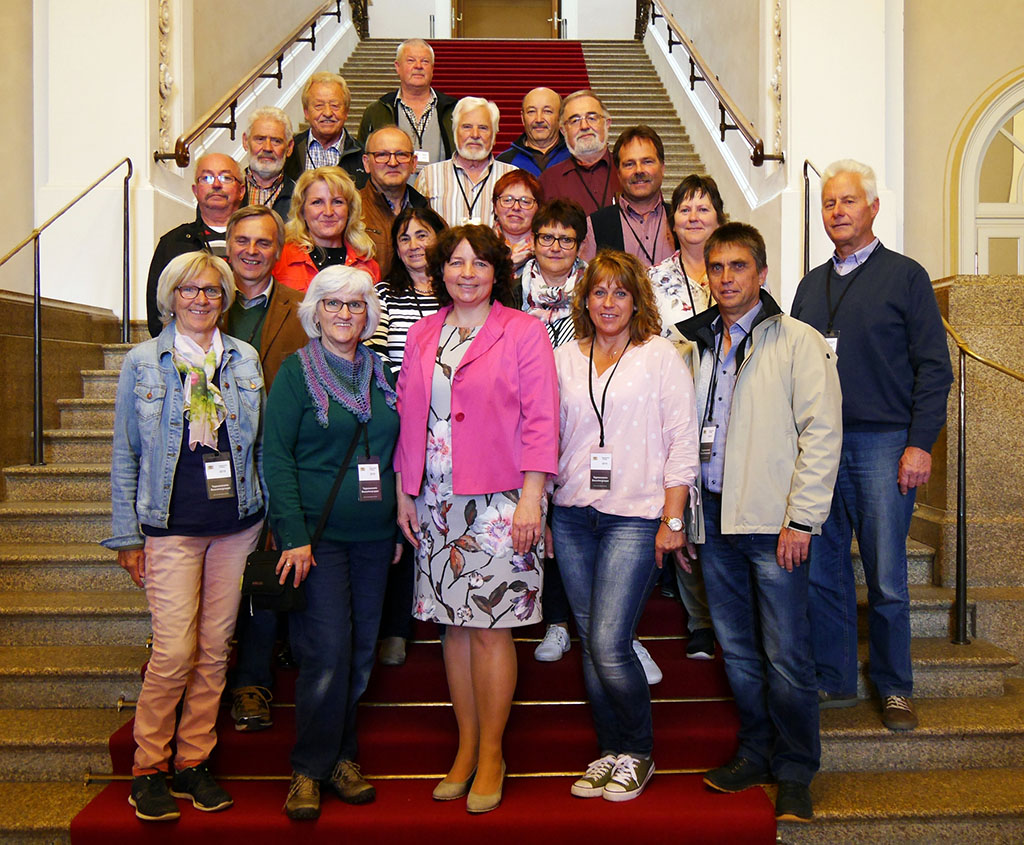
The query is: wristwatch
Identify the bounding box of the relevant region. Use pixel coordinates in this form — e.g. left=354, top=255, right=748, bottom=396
left=661, top=516, right=683, bottom=532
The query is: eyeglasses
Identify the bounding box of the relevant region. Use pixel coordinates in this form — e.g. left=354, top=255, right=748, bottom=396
left=367, top=150, right=414, bottom=164
left=177, top=285, right=224, bottom=300
left=195, top=173, right=240, bottom=186
left=321, top=299, right=367, bottom=314
left=563, top=112, right=605, bottom=129
left=497, top=195, right=537, bottom=209
left=536, top=233, right=578, bottom=248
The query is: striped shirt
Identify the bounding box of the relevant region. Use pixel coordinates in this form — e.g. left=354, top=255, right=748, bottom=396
left=414, top=156, right=517, bottom=228
left=369, top=280, right=442, bottom=373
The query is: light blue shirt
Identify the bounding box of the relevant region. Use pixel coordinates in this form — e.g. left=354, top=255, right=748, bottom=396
left=699, top=303, right=762, bottom=493
left=831, top=237, right=879, bottom=276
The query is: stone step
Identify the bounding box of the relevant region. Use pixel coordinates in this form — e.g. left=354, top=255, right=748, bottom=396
left=819, top=679, right=1024, bottom=772
left=0, top=781, right=103, bottom=844
left=0, top=645, right=147, bottom=707
left=0, top=709, right=130, bottom=781
left=56, top=399, right=114, bottom=430
left=80, top=370, right=119, bottom=399
left=859, top=585, right=976, bottom=639
left=778, top=767, right=1024, bottom=843
left=101, top=344, right=133, bottom=371
left=43, top=430, right=112, bottom=465
left=0, top=544, right=123, bottom=592
left=861, top=637, right=1017, bottom=699
left=3, top=464, right=110, bottom=502
left=0, top=501, right=111, bottom=544
left=0, top=591, right=150, bottom=646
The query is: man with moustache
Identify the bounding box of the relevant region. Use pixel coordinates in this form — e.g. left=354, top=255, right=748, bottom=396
left=145, top=153, right=245, bottom=337
left=580, top=126, right=674, bottom=268
left=359, top=126, right=429, bottom=277
left=497, top=87, right=570, bottom=177
left=241, top=106, right=295, bottom=220
left=222, top=205, right=307, bottom=732
left=358, top=38, right=457, bottom=176
left=284, top=72, right=366, bottom=187
left=414, top=97, right=516, bottom=228
left=539, top=90, right=620, bottom=216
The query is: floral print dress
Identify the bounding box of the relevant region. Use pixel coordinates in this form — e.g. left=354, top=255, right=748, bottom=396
left=647, top=251, right=709, bottom=343
left=412, top=324, right=545, bottom=628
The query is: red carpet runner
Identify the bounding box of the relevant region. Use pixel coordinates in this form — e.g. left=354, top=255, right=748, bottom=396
left=426, top=40, right=592, bottom=151
left=71, top=595, right=775, bottom=843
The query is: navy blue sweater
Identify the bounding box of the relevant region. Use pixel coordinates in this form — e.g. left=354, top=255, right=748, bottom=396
left=790, top=244, right=952, bottom=451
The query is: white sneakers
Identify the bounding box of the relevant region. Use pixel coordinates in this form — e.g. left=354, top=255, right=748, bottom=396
left=632, top=639, right=662, bottom=685
left=534, top=624, right=571, bottom=662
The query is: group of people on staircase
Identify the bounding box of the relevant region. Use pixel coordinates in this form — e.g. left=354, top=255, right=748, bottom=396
left=105, top=38, right=953, bottom=827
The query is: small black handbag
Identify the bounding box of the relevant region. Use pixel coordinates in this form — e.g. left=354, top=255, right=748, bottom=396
left=241, top=423, right=365, bottom=613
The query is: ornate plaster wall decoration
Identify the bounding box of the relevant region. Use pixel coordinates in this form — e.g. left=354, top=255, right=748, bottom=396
left=770, top=0, right=783, bottom=155
left=158, top=0, right=174, bottom=153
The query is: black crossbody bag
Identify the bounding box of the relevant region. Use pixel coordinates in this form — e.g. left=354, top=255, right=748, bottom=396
left=240, top=422, right=366, bottom=613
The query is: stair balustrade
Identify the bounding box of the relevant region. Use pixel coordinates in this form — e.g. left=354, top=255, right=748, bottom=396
left=637, top=0, right=784, bottom=167
left=0, top=158, right=133, bottom=467
left=153, top=0, right=352, bottom=168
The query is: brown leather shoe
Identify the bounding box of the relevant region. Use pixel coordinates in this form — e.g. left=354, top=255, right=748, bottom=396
left=882, top=695, right=918, bottom=731
left=283, top=772, right=320, bottom=820
left=329, top=760, right=376, bottom=804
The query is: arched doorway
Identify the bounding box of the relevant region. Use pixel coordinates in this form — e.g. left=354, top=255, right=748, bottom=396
left=958, top=77, right=1024, bottom=274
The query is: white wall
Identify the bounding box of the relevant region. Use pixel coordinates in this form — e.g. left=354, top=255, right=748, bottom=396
left=561, top=0, right=635, bottom=39
left=370, top=0, right=450, bottom=38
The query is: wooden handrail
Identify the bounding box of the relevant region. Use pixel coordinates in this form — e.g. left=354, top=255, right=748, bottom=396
left=153, top=1, right=346, bottom=168
left=642, top=0, right=783, bottom=167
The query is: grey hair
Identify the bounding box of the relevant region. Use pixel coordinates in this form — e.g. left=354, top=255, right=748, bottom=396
left=396, top=38, right=434, bottom=63
left=246, top=106, right=293, bottom=144
left=301, top=72, right=351, bottom=111
left=821, top=159, right=878, bottom=204
left=452, top=97, right=500, bottom=137
left=298, top=266, right=381, bottom=341
left=155, top=251, right=236, bottom=326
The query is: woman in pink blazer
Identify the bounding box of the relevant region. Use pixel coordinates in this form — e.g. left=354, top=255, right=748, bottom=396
left=395, top=225, right=558, bottom=813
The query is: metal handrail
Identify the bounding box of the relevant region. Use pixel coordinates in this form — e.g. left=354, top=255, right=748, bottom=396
left=641, top=0, right=784, bottom=167
left=941, top=317, right=1024, bottom=646
left=153, top=0, right=346, bottom=167
left=0, top=157, right=133, bottom=466
left=802, top=159, right=821, bottom=276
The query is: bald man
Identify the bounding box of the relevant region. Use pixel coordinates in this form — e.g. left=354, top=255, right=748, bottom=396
left=497, top=87, right=570, bottom=177
left=146, top=153, right=245, bottom=337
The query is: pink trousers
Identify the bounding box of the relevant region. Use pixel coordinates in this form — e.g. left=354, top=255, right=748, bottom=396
left=132, top=522, right=261, bottom=775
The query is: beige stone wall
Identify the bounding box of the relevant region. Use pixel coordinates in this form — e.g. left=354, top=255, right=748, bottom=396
left=192, top=0, right=325, bottom=120
left=0, top=0, right=35, bottom=296
left=904, top=0, right=1024, bottom=278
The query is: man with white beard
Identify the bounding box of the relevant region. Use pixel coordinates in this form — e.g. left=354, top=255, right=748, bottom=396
left=414, top=97, right=516, bottom=228
left=241, top=107, right=296, bottom=220
left=539, top=90, right=620, bottom=216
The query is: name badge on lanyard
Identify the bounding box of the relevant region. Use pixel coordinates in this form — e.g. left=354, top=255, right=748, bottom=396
left=357, top=457, right=383, bottom=502
left=590, top=448, right=612, bottom=490
left=203, top=452, right=234, bottom=499
left=824, top=330, right=839, bottom=355
left=414, top=150, right=431, bottom=167
left=699, top=425, right=717, bottom=464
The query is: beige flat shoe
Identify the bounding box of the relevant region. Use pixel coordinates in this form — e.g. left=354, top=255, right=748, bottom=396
left=466, top=761, right=505, bottom=814
left=432, top=769, right=475, bottom=801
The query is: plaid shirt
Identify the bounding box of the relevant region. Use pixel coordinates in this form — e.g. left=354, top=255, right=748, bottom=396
left=305, top=132, right=346, bottom=170
left=245, top=170, right=285, bottom=208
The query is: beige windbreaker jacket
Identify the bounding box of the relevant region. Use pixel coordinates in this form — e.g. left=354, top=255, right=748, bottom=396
left=675, top=290, right=843, bottom=543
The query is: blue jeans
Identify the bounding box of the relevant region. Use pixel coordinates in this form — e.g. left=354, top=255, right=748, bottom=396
left=808, top=429, right=915, bottom=698
left=288, top=538, right=392, bottom=779
left=231, top=606, right=278, bottom=690
left=552, top=506, right=659, bottom=758
left=700, top=494, right=820, bottom=785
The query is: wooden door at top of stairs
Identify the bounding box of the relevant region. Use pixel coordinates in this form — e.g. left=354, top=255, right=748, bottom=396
left=454, top=0, right=560, bottom=38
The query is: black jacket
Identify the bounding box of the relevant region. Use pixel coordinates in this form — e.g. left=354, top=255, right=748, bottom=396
left=357, top=89, right=458, bottom=160
left=283, top=129, right=367, bottom=187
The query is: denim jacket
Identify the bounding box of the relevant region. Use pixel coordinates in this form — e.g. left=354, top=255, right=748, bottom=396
left=102, top=323, right=266, bottom=550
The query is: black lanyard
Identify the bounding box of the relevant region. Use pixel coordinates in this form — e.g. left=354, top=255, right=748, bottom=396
left=702, top=322, right=749, bottom=425
left=305, top=141, right=340, bottom=170
left=825, top=243, right=880, bottom=332
left=241, top=295, right=271, bottom=346
left=455, top=163, right=493, bottom=221
left=587, top=339, right=630, bottom=448
left=571, top=160, right=612, bottom=210
left=361, top=423, right=371, bottom=458
left=677, top=255, right=698, bottom=316
left=618, top=201, right=664, bottom=267
left=397, top=93, right=435, bottom=149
